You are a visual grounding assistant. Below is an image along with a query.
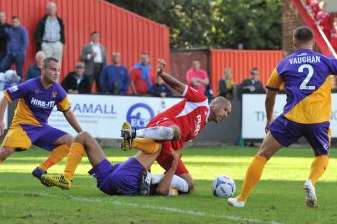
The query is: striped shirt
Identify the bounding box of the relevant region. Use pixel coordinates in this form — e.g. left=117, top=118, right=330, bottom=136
left=43, top=16, right=61, bottom=42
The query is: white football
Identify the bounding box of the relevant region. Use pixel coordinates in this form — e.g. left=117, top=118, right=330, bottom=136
left=212, top=176, right=236, bottom=198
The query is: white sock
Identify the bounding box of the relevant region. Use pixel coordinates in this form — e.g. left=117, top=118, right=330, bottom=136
left=151, top=174, right=189, bottom=193
left=171, top=175, right=189, bottom=193
left=136, top=126, right=174, bottom=140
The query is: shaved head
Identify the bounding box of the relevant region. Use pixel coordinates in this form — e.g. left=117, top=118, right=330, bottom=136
left=208, top=96, right=231, bottom=123
left=46, top=2, right=57, bottom=16
left=211, top=96, right=231, bottom=106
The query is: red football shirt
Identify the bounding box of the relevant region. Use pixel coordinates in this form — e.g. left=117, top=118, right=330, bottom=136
left=147, top=85, right=209, bottom=150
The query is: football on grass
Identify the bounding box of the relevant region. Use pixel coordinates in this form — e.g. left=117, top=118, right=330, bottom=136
left=212, top=176, right=236, bottom=198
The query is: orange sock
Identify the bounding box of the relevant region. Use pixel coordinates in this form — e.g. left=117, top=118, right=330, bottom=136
left=308, top=155, right=329, bottom=185
left=64, top=143, right=85, bottom=180
left=238, top=155, right=267, bottom=202
left=133, top=138, right=161, bottom=154
left=39, top=144, right=69, bottom=171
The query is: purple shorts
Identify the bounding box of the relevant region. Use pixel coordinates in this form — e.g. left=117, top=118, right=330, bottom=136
left=89, top=158, right=146, bottom=195
left=269, top=116, right=330, bottom=156
left=21, top=124, right=67, bottom=151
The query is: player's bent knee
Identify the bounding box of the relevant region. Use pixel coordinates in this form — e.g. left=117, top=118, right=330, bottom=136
left=63, top=134, right=74, bottom=146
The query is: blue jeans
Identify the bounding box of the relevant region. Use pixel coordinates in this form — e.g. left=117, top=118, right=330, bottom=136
left=0, top=52, right=25, bottom=78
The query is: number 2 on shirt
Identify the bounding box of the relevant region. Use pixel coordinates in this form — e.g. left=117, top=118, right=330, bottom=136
left=299, top=64, right=315, bottom=90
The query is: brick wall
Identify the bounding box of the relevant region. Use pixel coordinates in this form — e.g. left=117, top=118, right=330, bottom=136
left=282, top=0, right=303, bottom=54
left=170, top=49, right=210, bottom=82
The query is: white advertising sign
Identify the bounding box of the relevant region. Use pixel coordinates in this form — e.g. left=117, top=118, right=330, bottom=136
left=48, top=95, right=181, bottom=139
left=1, top=92, right=7, bottom=128
left=242, top=94, right=337, bottom=139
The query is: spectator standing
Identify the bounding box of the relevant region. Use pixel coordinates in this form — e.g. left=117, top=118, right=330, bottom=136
left=0, top=16, right=28, bottom=79
left=240, top=67, right=265, bottom=93
left=130, top=53, right=153, bottom=95
left=61, top=62, right=91, bottom=94
left=185, top=60, right=209, bottom=94
left=34, top=2, right=65, bottom=63
left=0, top=11, right=10, bottom=64
left=100, top=52, right=129, bottom=95
left=26, top=51, right=46, bottom=80
left=218, top=67, right=234, bottom=99
left=149, top=76, right=172, bottom=97
left=80, top=31, right=107, bottom=92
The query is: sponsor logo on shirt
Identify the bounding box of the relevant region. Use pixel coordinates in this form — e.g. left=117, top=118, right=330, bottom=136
left=194, top=114, right=202, bottom=136
left=8, top=85, right=18, bottom=93
left=30, top=97, right=55, bottom=109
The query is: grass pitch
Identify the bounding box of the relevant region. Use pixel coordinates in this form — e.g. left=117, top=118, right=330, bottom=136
left=1, top=146, right=337, bottom=224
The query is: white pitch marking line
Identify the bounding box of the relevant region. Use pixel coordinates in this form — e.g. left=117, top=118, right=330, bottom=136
left=0, top=190, right=282, bottom=224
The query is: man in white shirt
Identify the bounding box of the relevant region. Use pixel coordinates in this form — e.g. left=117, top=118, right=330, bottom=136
left=34, top=2, right=65, bottom=64
left=80, top=31, right=107, bottom=92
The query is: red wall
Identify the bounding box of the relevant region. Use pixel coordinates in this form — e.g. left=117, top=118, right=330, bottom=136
left=170, top=50, right=209, bottom=83
left=0, top=0, right=170, bottom=79
left=210, top=49, right=284, bottom=94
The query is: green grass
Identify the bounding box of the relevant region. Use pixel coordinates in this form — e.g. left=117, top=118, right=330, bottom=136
left=1, top=147, right=337, bottom=224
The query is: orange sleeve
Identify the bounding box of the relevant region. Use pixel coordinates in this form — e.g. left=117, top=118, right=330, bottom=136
left=266, top=68, right=284, bottom=90
left=3, top=91, right=12, bottom=102
left=57, top=96, right=71, bottom=112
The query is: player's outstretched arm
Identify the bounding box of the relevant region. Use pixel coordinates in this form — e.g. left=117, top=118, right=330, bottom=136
left=157, top=59, right=186, bottom=95
left=156, top=150, right=179, bottom=195
left=63, top=110, right=83, bottom=133
left=265, top=89, right=278, bottom=132
left=0, top=96, right=9, bottom=136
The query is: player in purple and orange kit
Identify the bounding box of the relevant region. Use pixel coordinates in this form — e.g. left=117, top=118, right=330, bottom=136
left=41, top=131, right=189, bottom=196
left=0, top=57, right=83, bottom=185
left=228, top=26, right=337, bottom=208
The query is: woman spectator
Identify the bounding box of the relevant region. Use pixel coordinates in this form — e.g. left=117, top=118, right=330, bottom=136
left=218, top=67, right=234, bottom=99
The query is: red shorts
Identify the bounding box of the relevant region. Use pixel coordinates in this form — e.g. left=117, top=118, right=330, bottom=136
left=147, top=118, right=188, bottom=175
left=156, top=141, right=189, bottom=175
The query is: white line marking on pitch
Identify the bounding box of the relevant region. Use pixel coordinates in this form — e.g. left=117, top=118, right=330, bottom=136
left=0, top=190, right=282, bottom=224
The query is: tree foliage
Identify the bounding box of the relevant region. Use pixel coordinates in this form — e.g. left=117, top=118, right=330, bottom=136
left=107, top=0, right=282, bottom=49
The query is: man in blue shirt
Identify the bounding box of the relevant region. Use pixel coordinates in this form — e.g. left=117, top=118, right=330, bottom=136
left=100, top=52, right=129, bottom=95
left=0, top=16, right=28, bottom=79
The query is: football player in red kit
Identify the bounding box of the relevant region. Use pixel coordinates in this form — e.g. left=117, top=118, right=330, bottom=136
left=121, top=60, right=232, bottom=190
